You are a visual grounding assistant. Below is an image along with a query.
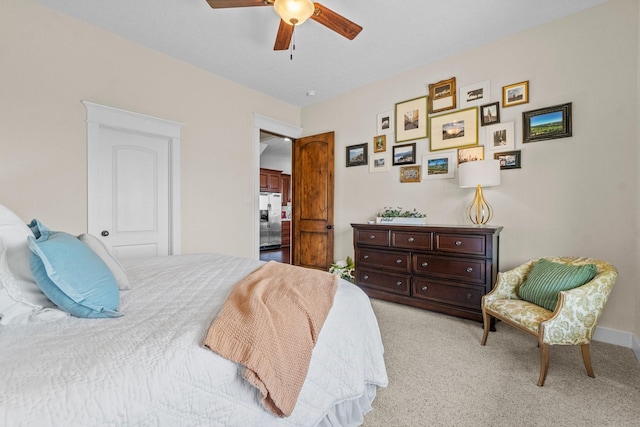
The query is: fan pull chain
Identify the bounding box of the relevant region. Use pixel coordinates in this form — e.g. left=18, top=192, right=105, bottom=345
left=290, top=25, right=296, bottom=61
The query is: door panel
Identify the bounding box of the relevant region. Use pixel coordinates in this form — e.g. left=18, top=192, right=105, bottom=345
left=292, top=132, right=334, bottom=270
left=93, top=127, right=170, bottom=258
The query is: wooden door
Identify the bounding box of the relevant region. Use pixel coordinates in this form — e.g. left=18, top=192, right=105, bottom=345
left=292, top=132, right=334, bottom=270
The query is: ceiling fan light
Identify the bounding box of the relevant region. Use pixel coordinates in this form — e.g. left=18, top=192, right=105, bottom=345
left=274, top=0, right=315, bottom=26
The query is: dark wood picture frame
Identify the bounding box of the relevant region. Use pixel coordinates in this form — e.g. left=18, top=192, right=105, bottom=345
left=522, top=102, right=572, bottom=143
left=494, top=150, right=522, bottom=169
left=480, top=101, right=500, bottom=126
left=346, top=143, right=368, bottom=167
left=392, top=143, right=416, bottom=166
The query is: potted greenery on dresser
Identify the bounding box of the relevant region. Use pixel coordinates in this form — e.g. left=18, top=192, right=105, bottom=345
left=376, top=207, right=427, bottom=225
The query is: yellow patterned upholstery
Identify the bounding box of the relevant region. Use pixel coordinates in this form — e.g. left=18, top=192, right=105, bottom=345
left=481, top=257, right=617, bottom=386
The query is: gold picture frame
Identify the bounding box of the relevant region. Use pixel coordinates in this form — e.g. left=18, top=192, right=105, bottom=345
left=400, top=165, right=421, bottom=183
left=395, top=96, right=428, bottom=143
left=429, top=107, right=479, bottom=152
left=428, top=77, right=456, bottom=114
left=373, top=135, right=386, bottom=152
left=502, top=80, right=529, bottom=108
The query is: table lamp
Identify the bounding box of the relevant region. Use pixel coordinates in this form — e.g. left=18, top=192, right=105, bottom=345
left=458, top=159, right=501, bottom=225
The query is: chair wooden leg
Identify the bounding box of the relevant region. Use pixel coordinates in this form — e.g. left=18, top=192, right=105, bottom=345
left=581, top=344, right=595, bottom=378
left=481, top=310, right=491, bottom=346
left=537, top=342, right=549, bottom=386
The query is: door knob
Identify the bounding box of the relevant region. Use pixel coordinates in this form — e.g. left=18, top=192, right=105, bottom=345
left=101, top=230, right=109, bottom=237
left=326, top=225, right=333, bottom=230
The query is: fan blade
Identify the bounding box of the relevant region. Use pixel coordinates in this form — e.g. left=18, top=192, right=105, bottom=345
left=311, top=3, right=362, bottom=40
left=205, top=0, right=271, bottom=8
left=274, top=19, right=293, bottom=50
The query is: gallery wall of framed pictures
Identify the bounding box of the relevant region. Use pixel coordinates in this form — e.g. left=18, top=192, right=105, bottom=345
left=347, top=74, right=572, bottom=181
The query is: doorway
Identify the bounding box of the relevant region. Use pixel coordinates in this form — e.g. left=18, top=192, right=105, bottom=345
left=259, top=130, right=292, bottom=264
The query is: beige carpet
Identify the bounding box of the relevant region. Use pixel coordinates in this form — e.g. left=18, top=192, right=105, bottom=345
left=362, top=299, right=640, bottom=427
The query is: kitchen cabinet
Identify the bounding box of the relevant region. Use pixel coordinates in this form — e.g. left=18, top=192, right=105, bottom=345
left=260, top=168, right=281, bottom=192
left=280, top=173, right=291, bottom=204
left=281, top=220, right=291, bottom=247
left=351, top=223, right=502, bottom=324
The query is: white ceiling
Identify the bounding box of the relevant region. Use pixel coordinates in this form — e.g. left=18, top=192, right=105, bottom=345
left=33, top=0, right=606, bottom=107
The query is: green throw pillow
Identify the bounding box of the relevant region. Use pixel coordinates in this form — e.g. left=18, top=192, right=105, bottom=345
left=517, top=259, right=597, bottom=311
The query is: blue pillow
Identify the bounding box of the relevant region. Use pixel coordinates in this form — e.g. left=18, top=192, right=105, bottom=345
left=27, top=219, right=122, bottom=318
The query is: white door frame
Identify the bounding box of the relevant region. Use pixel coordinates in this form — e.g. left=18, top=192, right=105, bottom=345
left=253, top=114, right=302, bottom=259
left=84, top=101, right=183, bottom=255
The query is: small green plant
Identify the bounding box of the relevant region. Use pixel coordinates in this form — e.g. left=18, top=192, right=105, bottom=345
left=377, top=207, right=426, bottom=218
left=329, top=256, right=355, bottom=282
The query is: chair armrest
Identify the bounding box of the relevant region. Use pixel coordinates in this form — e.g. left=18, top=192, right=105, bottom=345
left=541, top=265, right=618, bottom=345
left=485, top=259, right=538, bottom=301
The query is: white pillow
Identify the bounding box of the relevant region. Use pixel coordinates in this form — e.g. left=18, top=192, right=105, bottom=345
left=78, top=233, right=131, bottom=290
left=0, top=204, right=53, bottom=308
left=0, top=237, right=68, bottom=325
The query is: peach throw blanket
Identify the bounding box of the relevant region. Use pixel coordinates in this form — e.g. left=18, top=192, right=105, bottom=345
left=203, top=261, right=338, bottom=417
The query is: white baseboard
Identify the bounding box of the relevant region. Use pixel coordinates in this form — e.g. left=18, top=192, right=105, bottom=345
left=593, top=326, right=640, bottom=363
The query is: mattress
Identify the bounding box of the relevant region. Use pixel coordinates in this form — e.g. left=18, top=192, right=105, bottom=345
left=0, top=253, right=388, bottom=426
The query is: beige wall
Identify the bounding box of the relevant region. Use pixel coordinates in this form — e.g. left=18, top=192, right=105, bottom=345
left=301, top=0, right=639, bottom=335
left=0, top=0, right=299, bottom=259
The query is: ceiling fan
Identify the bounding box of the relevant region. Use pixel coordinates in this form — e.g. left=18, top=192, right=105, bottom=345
left=205, top=0, right=362, bottom=51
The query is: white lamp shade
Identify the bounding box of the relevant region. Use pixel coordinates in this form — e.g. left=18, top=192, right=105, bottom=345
left=459, top=159, right=501, bottom=188
left=274, top=0, right=315, bottom=26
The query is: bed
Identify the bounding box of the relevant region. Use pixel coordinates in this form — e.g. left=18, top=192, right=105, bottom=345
left=0, top=206, right=388, bottom=426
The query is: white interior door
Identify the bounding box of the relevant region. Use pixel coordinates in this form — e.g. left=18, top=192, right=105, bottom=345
left=95, top=129, right=169, bottom=258
left=85, top=102, right=182, bottom=259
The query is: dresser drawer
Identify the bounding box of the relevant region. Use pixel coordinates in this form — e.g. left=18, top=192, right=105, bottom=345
left=357, top=248, right=410, bottom=272
left=357, top=268, right=411, bottom=296
left=435, top=233, right=486, bottom=256
left=391, top=231, right=432, bottom=250
left=412, top=278, right=483, bottom=309
left=355, top=228, right=390, bottom=247
left=413, top=254, right=486, bottom=284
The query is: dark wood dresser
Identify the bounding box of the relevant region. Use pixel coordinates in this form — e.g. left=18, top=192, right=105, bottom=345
left=351, top=223, right=502, bottom=323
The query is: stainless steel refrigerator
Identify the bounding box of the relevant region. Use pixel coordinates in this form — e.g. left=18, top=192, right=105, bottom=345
left=259, top=192, right=282, bottom=249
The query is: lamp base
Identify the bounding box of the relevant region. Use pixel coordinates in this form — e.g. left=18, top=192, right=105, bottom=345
left=466, top=184, right=493, bottom=225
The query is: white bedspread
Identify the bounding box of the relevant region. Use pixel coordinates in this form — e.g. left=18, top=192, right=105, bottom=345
left=0, top=253, right=388, bottom=426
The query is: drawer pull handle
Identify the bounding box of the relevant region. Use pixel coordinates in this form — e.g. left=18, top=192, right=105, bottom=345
left=421, top=262, right=428, bottom=267
left=466, top=267, right=473, bottom=272
left=363, top=275, right=369, bottom=280
left=455, top=241, right=462, bottom=246
left=407, top=237, right=414, bottom=242
left=396, top=259, right=403, bottom=264
left=467, top=293, right=472, bottom=299
left=369, top=235, right=376, bottom=239
left=421, top=286, right=428, bottom=291
left=396, top=281, right=403, bottom=286
left=363, top=255, right=369, bottom=259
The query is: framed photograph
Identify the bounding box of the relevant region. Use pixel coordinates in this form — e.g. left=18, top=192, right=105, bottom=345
left=346, top=143, right=368, bottom=167
left=480, top=101, right=500, bottom=126
left=459, top=80, right=490, bottom=108
left=392, top=143, right=416, bottom=166
left=494, top=150, right=521, bottom=170
left=369, top=153, right=389, bottom=173
left=395, top=96, right=428, bottom=142
left=400, top=165, right=421, bottom=183
left=485, top=121, right=515, bottom=151
left=373, top=135, right=386, bottom=152
left=502, top=80, right=529, bottom=108
left=376, top=110, right=394, bottom=135
left=457, top=146, right=484, bottom=166
left=429, top=107, right=479, bottom=152
left=523, top=102, right=572, bottom=143
left=422, top=153, right=455, bottom=180
left=428, top=77, right=456, bottom=114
